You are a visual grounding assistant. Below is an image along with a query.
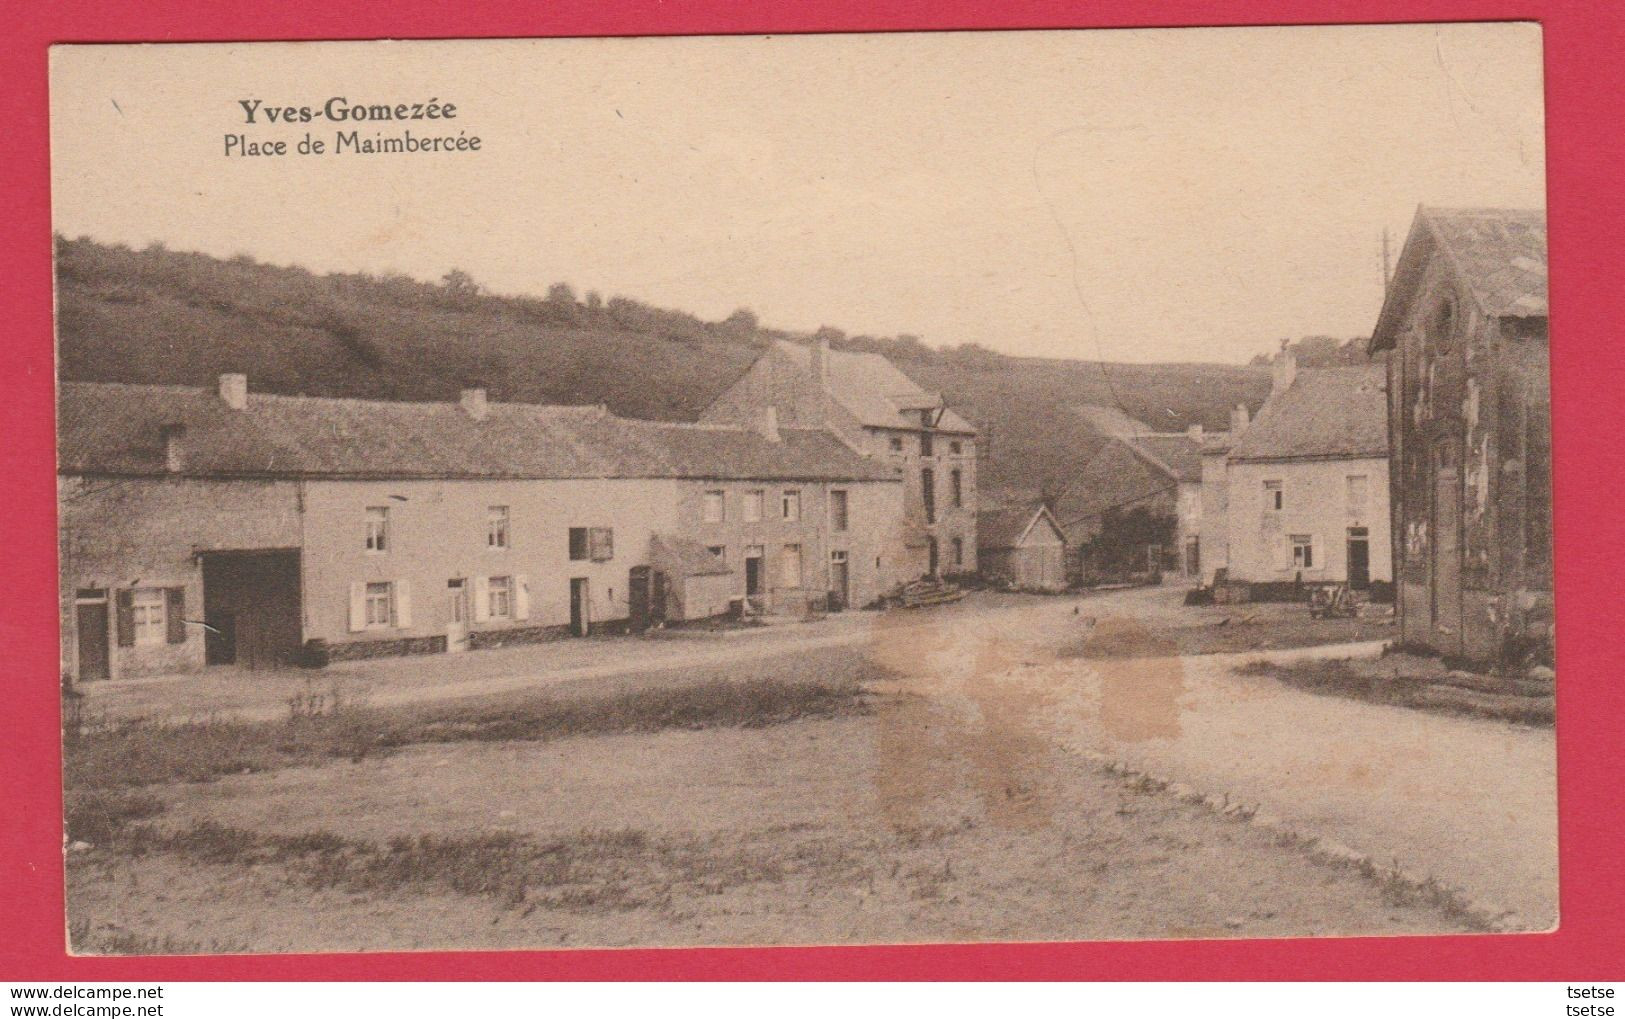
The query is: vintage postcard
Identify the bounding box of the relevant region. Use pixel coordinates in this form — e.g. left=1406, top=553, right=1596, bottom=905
left=51, top=24, right=1553, bottom=954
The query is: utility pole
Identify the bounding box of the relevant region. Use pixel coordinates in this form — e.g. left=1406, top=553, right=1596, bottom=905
left=1381, top=226, right=1393, bottom=290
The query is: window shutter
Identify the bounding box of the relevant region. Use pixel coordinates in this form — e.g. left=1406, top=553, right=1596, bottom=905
left=348, top=582, right=366, bottom=633
left=165, top=587, right=186, bottom=644
left=115, top=589, right=135, bottom=647
left=394, top=580, right=412, bottom=628
left=514, top=574, right=530, bottom=620
left=590, top=527, right=613, bottom=562
left=473, top=576, right=490, bottom=622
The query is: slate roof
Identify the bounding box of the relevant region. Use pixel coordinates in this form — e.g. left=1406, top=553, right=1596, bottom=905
left=1424, top=207, right=1548, bottom=318
left=650, top=535, right=733, bottom=577
left=58, top=381, right=898, bottom=483
left=1074, top=404, right=1154, bottom=439
left=977, top=502, right=1062, bottom=550
left=1371, top=207, right=1547, bottom=353
left=1227, top=367, right=1388, bottom=463
left=1129, top=434, right=1206, bottom=483
left=771, top=341, right=976, bottom=434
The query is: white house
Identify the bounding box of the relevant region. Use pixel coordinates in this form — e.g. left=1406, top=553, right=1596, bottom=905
left=1215, top=355, right=1392, bottom=592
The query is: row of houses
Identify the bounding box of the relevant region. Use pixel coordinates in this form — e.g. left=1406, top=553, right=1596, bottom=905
left=56, top=207, right=1550, bottom=680
left=58, top=335, right=978, bottom=681
left=977, top=206, right=1552, bottom=667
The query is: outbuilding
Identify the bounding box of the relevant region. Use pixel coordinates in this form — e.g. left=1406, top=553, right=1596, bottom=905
left=977, top=503, right=1067, bottom=591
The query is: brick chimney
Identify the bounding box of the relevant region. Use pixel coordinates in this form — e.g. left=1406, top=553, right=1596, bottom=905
left=1230, top=403, right=1250, bottom=437
left=810, top=336, right=830, bottom=390
left=460, top=387, right=489, bottom=421
left=1272, top=349, right=1297, bottom=397
left=218, top=373, right=247, bottom=410
left=760, top=404, right=781, bottom=443
left=160, top=423, right=186, bottom=473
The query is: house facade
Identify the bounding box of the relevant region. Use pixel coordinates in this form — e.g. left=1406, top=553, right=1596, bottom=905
left=1218, top=357, right=1393, bottom=592
left=1367, top=206, right=1551, bottom=665
left=59, top=376, right=902, bottom=681
left=1054, top=414, right=1217, bottom=582
left=977, top=502, right=1067, bottom=591
left=700, top=338, right=978, bottom=579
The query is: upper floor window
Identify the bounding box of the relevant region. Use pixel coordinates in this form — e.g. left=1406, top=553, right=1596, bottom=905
left=952, top=537, right=964, bottom=568
left=950, top=469, right=963, bottom=508
left=743, top=489, right=764, bottom=523
left=921, top=468, right=936, bottom=524
left=920, top=431, right=934, bottom=457
left=1290, top=535, right=1315, bottom=569
left=365, top=506, right=389, bottom=552
left=1346, top=475, right=1369, bottom=516
left=703, top=489, right=726, bottom=523
left=829, top=490, right=849, bottom=532
left=568, top=527, right=589, bottom=561
left=487, top=505, right=510, bottom=549
left=1263, top=480, right=1283, bottom=513
left=364, top=581, right=394, bottom=628
left=950, top=440, right=963, bottom=455
left=782, top=489, right=801, bottom=521
left=889, top=436, right=905, bottom=453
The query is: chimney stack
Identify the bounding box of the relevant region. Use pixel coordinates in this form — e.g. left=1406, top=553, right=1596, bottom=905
left=1271, top=349, right=1297, bottom=397
left=160, top=423, right=186, bottom=473
left=1230, top=403, right=1250, bottom=437
left=810, top=336, right=830, bottom=390
left=1187, top=423, right=1204, bottom=444
left=460, top=388, right=489, bottom=421
left=218, top=373, right=248, bottom=410
left=760, top=404, right=781, bottom=443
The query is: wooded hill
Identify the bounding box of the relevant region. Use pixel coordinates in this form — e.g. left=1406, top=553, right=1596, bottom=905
left=54, top=236, right=1279, bottom=497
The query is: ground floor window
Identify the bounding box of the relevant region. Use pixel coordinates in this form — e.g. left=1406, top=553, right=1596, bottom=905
left=707, top=545, right=727, bottom=563
left=364, top=581, right=393, bottom=628
left=1290, top=534, right=1315, bottom=570
left=130, top=587, right=167, bottom=645
left=488, top=575, right=513, bottom=619
left=952, top=537, right=964, bottom=569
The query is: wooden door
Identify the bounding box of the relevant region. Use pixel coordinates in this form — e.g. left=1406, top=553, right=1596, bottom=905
left=75, top=600, right=110, bottom=681
left=830, top=553, right=850, bottom=611
left=1347, top=531, right=1370, bottom=590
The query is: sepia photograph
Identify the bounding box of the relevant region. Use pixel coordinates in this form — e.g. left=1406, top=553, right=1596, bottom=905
left=49, top=24, right=1553, bottom=955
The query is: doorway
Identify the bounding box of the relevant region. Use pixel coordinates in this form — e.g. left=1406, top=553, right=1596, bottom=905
left=927, top=536, right=939, bottom=577
left=744, top=545, right=764, bottom=597
left=446, top=578, right=470, bottom=653
left=201, top=550, right=302, bottom=669
left=74, top=589, right=110, bottom=681
left=829, top=550, right=850, bottom=611
left=1346, top=528, right=1371, bottom=591
left=569, top=577, right=590, bottom=637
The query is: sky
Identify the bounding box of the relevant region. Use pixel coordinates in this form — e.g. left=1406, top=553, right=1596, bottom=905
left=50, top=24, right=1546, bottom=365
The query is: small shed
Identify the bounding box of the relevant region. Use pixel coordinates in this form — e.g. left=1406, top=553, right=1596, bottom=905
left=978, top=503, right=1068, bottom=591
left=650, top=535, right=735, bottom=622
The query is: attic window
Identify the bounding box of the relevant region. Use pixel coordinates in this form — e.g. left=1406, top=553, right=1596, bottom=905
left=1432, top=299, right=1457, bottom=353
left=889, top=436, right=904, bottom=453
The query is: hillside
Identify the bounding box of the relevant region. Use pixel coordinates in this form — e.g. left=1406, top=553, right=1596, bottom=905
left=53, top=236, right=1273, bottom=496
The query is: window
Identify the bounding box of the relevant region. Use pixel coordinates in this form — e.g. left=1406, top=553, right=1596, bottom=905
left=1346, top=475, right=1369, bottom=516
left=487, top=506, right=510, bottom=549
left=1290, top=535, right=1314, bottom=570
left=829, top=490, right=849, bottom=531
left=364, top=581, right=393, bottom=628
left=568, top=527, right=589, bottom=561
left=921, top=468, right=936, bottom=524
left=589, top=527, right=615, bottom=562
left=703, top=489, right=726, bottom=523
left=365, top=506, right=389, bottom=552
left=743, top=489, right=764, bottom=523
left=781, top=544, right=803, bottom=588
left=448, top=578, right=467, bottom=624
left=130, top=588, right=166, bottom=645
left=952, top=537, right=964, bottom=569
left=488, top=575, right=512, bottom=619
left=950, top=469, right=963, bottom=508
left=781, top=489, right=801, bottom=521
left=920, top=431, right=934, bottom=457
left=950, top=440, right=963, bottom=455
left=1263, top=480, right=1283, bottom=512
left=707, top=545, right=727, bottom=564
left=889, top=436, right=904, bottom=453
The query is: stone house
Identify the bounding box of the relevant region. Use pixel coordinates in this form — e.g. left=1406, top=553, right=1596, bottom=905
left=1216, top=356, right=1392, bottom=593
left=700, top=337, right=978, bottom=579
left=58, top=376, right=902, bottom=681
left=1367, top=206, right=1551, bottom=664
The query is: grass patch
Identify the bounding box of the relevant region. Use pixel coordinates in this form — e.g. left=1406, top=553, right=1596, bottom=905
left=68, top=918, right=251, bottom=957
left=67, top=663, right=880, bottom=791
left=1238, top=658, right=1553, bottom=725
